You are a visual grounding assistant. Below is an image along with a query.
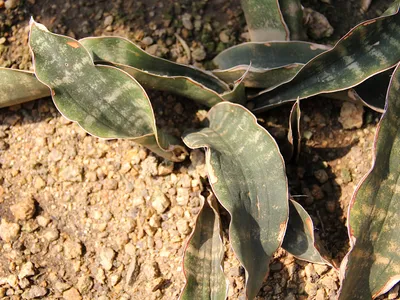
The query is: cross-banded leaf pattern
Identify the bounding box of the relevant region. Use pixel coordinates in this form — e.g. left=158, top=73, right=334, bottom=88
left=240, top=0, right=289, bottom=41
left=339, top=63, right=400, bottom=299
left=29, top=20, right=186, bottom=161
left=181, top=195, right=228, bottom=300
left=250, top=8, right=400, bottom=112
left=80, top=37, right=246, bottom=107
left=183, top=102, right=288, bottom=299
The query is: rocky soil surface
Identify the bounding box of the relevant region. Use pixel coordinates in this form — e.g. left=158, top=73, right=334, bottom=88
left=0, top=0, right=399, bottom=299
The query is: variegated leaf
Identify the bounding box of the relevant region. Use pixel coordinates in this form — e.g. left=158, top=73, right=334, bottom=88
left=181, top=195, right=228, bottom=300
left=339, top=62, right=400, bottom=299
left=279, top=0, right=307, bottom=40
left=0, top=68, right=50, bottom=108
left=79, top=37, right=246, bottom=107
left=250, top=8, right=400, bottom=112
left=183, top=102, right=288, bottom=299
left=240, top=0, right=289, bottom=41
left=29, top=20, right=186, bottom=162
left=212, top=42, right=329, bottom=89
left=283, top=200, right=330, bottom=265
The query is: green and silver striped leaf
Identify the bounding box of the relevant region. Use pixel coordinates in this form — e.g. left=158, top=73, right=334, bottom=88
left=212, top=42, right=329, bottom=89
left=240, top=0, right=289, bottom=41
left=183, top=102, right=288, bottom=299
left=0, top=68, right=50, bottom=108
left=339, top=63, right=400, bottom=299
left=283, top=200, right=330, bottom=265
left=29, top=20, right=186, bottom=162
left=79, top=37, right=246, bottom=107
left=250, top=8, right=400, bottom=112
left=181, top=195, right=228, bottom=300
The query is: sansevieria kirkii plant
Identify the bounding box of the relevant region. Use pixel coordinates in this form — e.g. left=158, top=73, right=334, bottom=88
left=0, top=0, right=400, bottom=298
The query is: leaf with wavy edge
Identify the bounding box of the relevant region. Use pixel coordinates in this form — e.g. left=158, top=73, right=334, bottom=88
left=0, top=68, right=50, bottom=108
left=212, top=42, right=329, bottom=89
left=241, top=0, right=289, bottom=41
left=79, top=37, right=246, bottom=107
left=283, top=200, right=331, bottom=265
left=181, top=195, right=228, bottom=300
left=278, top=0, right=307, bottom=40
left=250, top=8, right=400, bottom=112
left=338, top=63, right=400, bottom=299
left=29, top=20, right=186, bottom=162
left=183, top=102, right=288, bottom=299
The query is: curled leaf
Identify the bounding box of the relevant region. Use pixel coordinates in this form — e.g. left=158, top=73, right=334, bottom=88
left=29, top=20, right=186, bottom=162
left=80, top=37, right=246, bottom=106
left=181, top=195, right=228, bottom=300
left=283, top=200, right=331, bottom=265
left=183, top=102, right=288, bottom=299
left=212, top=42, right=329, bottom=89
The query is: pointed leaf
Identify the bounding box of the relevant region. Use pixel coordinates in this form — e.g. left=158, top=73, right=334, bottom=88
left=183, top=102, right=288, bottom=299
left=250, top=9, right=400, bottom=112
left=287, top=99, right=301, bottom=162
left=240, top=0, right=289, bottom=41
left=278, top=0, right=307, bottom=40
left=283, top=200, right=330, bottom=265
left=0, top=68, right=50, bottom=108
left=339, top=63, right=400, bottom=299
left=29, top=20, right=186, bottom=162
left=181, top=195, right=228, bottom=300
left=212, top=42, right=329, bottom=89
left=79, top=37, right=246, bottom=107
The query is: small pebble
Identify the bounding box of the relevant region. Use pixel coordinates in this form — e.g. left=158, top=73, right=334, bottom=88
left=314, top=169, right=329, bottom=184
left=63, top=239, right=83, bottom=259
left=103, top=15, right=114, bottom=27
left=63, top=287, right=82, bottom=300
left=21, top=285, right=47, bottom=299
left=18, top=262, right=35, bottom=279
left=151, top=191, right=170, bottom=214
left=0, top=219, right=20, bottom=242
left=10, top=197, right=36, bottom=221
left=100, top=247, right=115, bottom=271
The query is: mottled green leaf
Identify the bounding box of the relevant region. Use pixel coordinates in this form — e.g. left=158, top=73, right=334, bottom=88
left=0, top=68, right=50, bottom=108
left=338, top=63, right=400, bottom=299
left=29, top=20, right=186, bottom=162
left=212, top=42, right=329, bottom=89
left=240, top=0, right=289, bottom=41
left=283, top=200, right=330, bottom=264
left=79, top=37, right=246, bottom=107
left=183, top=102, right=288, bottom=299
left=181, top=195, right=228, bottom=300
left=250, top=9, right=400, bottom=112
left=279, top=0, right=307, bottom=40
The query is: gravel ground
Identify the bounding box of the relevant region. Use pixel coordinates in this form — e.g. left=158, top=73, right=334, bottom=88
left=0, top=0, right=399, bottom=299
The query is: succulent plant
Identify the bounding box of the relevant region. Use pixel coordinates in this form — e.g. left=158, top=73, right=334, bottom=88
left=1, top=0, right=400, bottom=298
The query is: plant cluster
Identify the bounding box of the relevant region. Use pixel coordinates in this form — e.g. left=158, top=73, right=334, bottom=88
left=0, top=0, right=400, bottom=299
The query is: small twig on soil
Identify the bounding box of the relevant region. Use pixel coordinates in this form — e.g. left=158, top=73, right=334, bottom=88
left=316, top=210, right=326, bottom=234
left=175, top=33, right=191, bottom=62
